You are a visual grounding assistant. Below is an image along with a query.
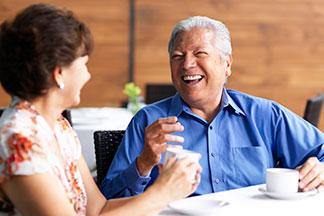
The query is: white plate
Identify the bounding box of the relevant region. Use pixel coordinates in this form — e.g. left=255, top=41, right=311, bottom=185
left=258, top=187, right=318, bottom=200
left=168, top=199, right=229, bottom=216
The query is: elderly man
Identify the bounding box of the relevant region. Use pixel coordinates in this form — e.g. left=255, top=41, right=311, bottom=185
left=101, top=16, right=324, bottom=199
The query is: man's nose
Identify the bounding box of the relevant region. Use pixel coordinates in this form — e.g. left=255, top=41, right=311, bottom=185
left=182, top=55, right=197, bottom=70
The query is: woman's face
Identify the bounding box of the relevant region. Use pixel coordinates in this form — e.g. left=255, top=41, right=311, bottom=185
left=61, top=55, right=91, bottom=107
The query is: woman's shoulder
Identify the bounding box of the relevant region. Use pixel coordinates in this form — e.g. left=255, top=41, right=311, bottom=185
left=0, top=107, right=51, bottom=179
left=0, top=107, right=38, bottom=137
left=0, top=107, right=45, bottom=165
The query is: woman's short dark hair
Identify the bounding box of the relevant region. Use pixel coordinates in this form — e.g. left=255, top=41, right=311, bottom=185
left=0, top=3, right=94, bottom=100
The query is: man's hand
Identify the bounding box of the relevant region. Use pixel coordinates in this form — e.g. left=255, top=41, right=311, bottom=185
left=136, top=116, right=184, bottom=176
left=298, top=157, right=324, bottom=192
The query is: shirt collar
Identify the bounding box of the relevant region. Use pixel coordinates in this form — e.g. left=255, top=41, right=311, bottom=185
left=167, top=89, right=246, bottom=117
left=222, top=88, right=246, bottom=116
left=168, top=93, right=186, bottom=117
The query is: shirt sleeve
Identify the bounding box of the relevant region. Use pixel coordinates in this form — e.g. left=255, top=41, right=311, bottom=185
left=100, top=110, right=152, bottom=199
left=0, top=131, right=50, bottom=178
left=271, top=102, right=324, bottom=167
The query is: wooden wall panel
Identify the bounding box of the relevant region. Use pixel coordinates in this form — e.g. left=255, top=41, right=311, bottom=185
left=0, top=0, right=323, bottom=130
left=135, top=0, right=324, bottom=130
left=0, top=0, right=129, bottom=107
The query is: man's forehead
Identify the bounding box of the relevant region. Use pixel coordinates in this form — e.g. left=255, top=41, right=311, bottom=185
left=173, top=27, right=216, bottom=48
left=177, top=26, right=215, bottom=37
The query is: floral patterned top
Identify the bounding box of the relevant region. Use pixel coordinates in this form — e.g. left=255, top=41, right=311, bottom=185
left=0, top=98, right=87, bottom=215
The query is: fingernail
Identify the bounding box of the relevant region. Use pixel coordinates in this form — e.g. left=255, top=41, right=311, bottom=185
left=178, top=137, right=184, bottom=142
left=318, top=186, right=324, bottom=192
left=299, top=181, right=304, bottom=187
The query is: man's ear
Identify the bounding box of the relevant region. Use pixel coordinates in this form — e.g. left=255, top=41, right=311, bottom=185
left=225, top=55, right=233, bottom=77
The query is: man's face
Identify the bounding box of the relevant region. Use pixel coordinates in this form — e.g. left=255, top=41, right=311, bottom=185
left=170, top=27, right=232, bottom=109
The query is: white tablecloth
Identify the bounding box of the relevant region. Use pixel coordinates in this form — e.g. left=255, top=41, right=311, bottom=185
left=159, top=184, right=324, bottom=216
left=71, top=107, right=133, bottom=171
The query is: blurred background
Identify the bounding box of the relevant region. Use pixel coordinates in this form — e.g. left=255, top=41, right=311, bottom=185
left=0, top=0, right=323, bottom=129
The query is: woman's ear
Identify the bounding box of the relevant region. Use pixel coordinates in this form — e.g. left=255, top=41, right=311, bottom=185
left=53, top=66, right=64, bottom=90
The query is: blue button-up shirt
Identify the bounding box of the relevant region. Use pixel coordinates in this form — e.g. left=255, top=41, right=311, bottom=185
left=100, top=89, right=324, bottom=199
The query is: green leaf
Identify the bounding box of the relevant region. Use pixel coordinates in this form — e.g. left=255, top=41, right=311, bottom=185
left=123, top=82, right=142, bottom=98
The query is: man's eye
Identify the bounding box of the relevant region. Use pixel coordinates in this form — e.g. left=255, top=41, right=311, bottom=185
left=196, top=51, right=208, bottom=57
left=172, top=54, right=183, bottom=60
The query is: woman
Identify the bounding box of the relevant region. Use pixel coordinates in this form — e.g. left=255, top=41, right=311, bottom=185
left=0, top=3, right=201, bottom=216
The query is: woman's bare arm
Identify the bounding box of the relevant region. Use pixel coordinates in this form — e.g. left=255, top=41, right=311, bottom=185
left=1, top=173, right=77, bottom=216
left=80, top=155, right=201, bottom=216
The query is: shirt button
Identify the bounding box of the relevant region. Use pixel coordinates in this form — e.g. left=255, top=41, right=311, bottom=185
left=142, top=181, right=147, bottom=185
left=211, top=153, right=215, bottom=157
left=209, top=126, right=213, bottom=130
left=214, top=178, right=220, bottom=184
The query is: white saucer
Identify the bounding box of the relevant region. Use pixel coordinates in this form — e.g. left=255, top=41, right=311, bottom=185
left=258, top=187, right=318, bottom=200
left=168, top=199, right=229, bottom=216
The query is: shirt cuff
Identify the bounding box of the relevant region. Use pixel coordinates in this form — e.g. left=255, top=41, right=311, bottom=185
left=124, top=160, right=151, bottom=194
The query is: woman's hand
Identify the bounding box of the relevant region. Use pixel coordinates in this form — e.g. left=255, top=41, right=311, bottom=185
left=151, top=156, right=202, bottom=205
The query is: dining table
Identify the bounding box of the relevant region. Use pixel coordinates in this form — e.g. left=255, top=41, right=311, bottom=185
left=71, top=107, right=133, bottom=172
left=158, top=184, right=324, bottom=216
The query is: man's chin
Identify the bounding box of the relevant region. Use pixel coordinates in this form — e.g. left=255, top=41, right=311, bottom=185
left=181, top=94, right=205, bottom=106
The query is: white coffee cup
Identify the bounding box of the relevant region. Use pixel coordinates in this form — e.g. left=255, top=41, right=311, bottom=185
left=266, top=168, right=299, bottom=194
left=163, top=146, right=201, bottom=181
left=164, top=146, right=201, bottom=163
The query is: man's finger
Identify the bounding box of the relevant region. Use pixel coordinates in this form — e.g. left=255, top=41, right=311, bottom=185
left=299, top=157, right=318, bottom=180
left=317, top=184, right=324, bottom=192
left=149, top=121, right=184, bottom=134
left=156, top=116, right=178, bottom=124
left=145, top=118, right=183, bottom=138
left=156, top=133, right=184, bottom=144
left=301, top=172, right=323, bottom=191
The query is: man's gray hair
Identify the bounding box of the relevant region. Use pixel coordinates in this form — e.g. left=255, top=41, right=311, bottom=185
left=168, top=16, right=232, bottom=58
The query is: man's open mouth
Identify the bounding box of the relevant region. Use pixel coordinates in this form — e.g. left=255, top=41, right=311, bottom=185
left=181, top=75, right=204, bottom=84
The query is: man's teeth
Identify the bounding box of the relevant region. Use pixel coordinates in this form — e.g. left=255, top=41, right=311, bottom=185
left=183, top=75, right=203, bottom=81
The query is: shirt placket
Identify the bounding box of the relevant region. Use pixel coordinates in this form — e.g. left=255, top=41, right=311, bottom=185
left=208, top=114, right=225, bottom=192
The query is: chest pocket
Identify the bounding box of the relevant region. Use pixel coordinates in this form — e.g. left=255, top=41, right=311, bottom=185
left=232, top=146, right=269, bottom=187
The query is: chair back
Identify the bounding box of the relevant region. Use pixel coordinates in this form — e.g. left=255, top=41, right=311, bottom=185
left=94, top=130, right=125, bottom=185
left=145, top=83, right=177, bottom=104
left=303, top=93, right=324, bottom=127
left=62, top=109, right=73, bottom=126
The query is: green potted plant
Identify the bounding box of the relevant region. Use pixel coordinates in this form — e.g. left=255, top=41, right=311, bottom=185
left=123, top=82, right=145, bottom=114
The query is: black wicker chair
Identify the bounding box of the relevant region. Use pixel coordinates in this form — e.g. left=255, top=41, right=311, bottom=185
left=62, top=109, right=73, bottom=126
left=303, top=93, right=324, bottom=127
left=94, top=130, right=125, bottom=185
